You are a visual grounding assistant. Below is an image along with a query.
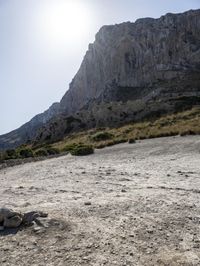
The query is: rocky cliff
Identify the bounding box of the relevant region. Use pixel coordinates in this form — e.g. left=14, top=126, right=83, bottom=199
left=1, top=9, right=200, bottom=149
left=59, top=9, right=200, bottom=110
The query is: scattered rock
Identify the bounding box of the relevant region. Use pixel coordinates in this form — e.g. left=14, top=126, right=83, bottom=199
left=0, top=208, right=48, bottom=231
left=84, top=202, right=92, bottom=206
left=0, top=207, right=23, bottom=229
left=23, top=211, right=48, bottom=226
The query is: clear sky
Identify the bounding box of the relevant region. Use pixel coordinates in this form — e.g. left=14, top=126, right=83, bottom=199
left=0, top=0, right=199, bottom=135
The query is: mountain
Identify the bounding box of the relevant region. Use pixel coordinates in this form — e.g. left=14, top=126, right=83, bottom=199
left=0, top=103, right=60, bottom=150
left=1, top=9, right=200, bottom=149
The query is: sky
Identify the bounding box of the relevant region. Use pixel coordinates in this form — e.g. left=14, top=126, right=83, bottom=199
left=0, top=0, right=199, bottom=135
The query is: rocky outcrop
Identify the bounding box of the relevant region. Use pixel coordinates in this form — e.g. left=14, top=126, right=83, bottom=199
left=0, top=9, right=200, bottom=149
left=59, top=9, right=200, bottom=112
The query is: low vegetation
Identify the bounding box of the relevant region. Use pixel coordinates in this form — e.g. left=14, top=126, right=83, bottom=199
left=19, top=148, right=34, bottom=158
left=70, top=144, right=94, bottom=156
left=35, top=149, right=48, bottom=157
left=91, top=131, right=114, bottom=141
left=128, top=138, right=136, bottom=144
left=1, top=107, right=200, bottom=161
left=51, top=107, right=200, bottom=151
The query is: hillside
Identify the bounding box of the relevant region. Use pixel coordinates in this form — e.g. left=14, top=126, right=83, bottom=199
left=0, top=9, right=200, bottom=150
left=1, top=107, right=200, bottom=163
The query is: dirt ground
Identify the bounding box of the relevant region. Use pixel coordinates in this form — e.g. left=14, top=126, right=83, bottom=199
left=0, top=135, right=200, bottom=266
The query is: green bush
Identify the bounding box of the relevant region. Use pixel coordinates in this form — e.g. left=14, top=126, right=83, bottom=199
left=35, top=149, right=48, bottom=157
left=19, top=148, right=34, bottom=158
left=70, top=145, right=94, bottom=156
left=91, top=131, right=113, bottom=142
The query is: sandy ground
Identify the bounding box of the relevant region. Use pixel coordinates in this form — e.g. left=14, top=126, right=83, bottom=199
left=0, top=136, right=200, bottom=266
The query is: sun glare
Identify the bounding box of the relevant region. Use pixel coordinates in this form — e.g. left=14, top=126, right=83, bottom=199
left=36, top=0, right=92, bottom=51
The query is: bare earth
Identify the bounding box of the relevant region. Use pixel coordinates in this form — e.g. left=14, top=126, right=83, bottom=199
left=1, top=136, right=200, bottom=266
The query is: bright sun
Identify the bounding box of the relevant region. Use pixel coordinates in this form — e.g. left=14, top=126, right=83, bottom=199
left=37, top=0, right=92, bottom=51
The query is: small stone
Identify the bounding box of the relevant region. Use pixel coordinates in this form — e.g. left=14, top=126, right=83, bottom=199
left=84, top=202, right=92, bottom=206
left=147, top=229, right=153, bottom=234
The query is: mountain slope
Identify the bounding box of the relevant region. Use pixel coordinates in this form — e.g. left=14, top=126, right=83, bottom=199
left=0, top=9, right=200, bottom=149
left=0, top=103, right=60, bottom=150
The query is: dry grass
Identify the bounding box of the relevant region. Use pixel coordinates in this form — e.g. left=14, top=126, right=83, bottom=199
left=51, top=107, right=200, bottom=151
left=1, top=107, right=200, bottom=161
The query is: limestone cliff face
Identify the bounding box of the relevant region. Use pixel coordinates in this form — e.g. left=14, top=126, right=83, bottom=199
left=0, top=9, right=200, bottom=149
left=59, top=9, right=200, bottom=112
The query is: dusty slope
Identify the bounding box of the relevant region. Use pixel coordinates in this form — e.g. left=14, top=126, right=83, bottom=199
left=0, top=136, right=200, bottom=265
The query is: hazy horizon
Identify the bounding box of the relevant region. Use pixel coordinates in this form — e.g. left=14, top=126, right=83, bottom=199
left=0, top=0, right=199, bottom=135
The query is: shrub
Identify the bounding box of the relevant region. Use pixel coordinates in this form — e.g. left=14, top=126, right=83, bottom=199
left=91, top=131, right=113, bottom=142
left=5, top=149, right=19, bottom=159
left=62, top=143, right=78, bottom=152
left=95, top=144, right=106, bottom=149
left=105, top=141, right=116, bottom=147
left=35, top=149, right=48, bottom=157
left=0, top=151, right=7, bottom=162
left=70, top=145, right=94, bottom=156
left=105, top=139, right=127, bottom=147
left=113, top=138, right=127, bottom=144
left=128, top=138, right=136, bottom=144
left=19, top=148, right=34, bottom=158
left=46, top=147, right=60, bottom=155
left=179, top=130, right=196, bottom=136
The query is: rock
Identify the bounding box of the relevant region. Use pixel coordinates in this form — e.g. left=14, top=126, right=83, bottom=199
left=0, top=207, right=23, bottom=228
left=0, top=208, right=48, bottom=230
left=84, top=202, right=92, bottom=206
left=4, top=215, right=23, bottom=228
left=22, top=211, right=48, bottom=226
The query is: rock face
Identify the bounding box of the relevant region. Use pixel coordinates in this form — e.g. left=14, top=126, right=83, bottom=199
left=59, top=9, right=200, bottom=112
left=0, top=9, right=200, bottom=149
